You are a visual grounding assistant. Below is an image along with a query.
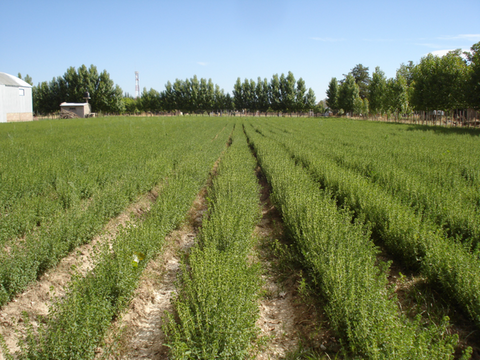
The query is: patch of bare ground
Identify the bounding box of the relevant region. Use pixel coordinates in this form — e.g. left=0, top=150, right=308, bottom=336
left=101, top=159, right=221, bottom=360
left=252, top=167, right=339, bottom=360
left=377, top=248, right=480, bottom=359
left=0, top=188, right=160, bottom=360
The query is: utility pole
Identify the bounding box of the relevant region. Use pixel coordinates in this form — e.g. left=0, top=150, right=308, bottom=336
left=135, top=71, right=140, bottom=99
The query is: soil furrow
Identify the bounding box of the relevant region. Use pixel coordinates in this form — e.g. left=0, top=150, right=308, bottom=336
left=253, top=166, right=328, bottom=359
left=101, top=156, right=223, bottom=359
left=102, top=193, right=206, bottom=359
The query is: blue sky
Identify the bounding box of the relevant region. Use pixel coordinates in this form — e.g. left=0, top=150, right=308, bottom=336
left=2, top=0, right=479, bottom=101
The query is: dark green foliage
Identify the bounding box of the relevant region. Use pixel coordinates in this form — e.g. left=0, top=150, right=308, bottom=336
left=12, top=117, right=232, bottom=359
left=33, top=65, right=124, bottom=114
left=167, top=126, right=262, bottom=359
left=257, top=117, right=480, bottom=328
left=245, top=119, right=459, bottom=359
left=0, top=117, right=226, bottom=306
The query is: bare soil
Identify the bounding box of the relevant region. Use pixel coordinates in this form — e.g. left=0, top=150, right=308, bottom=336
left=99, top=158, right=333, bottom=359
left=102, top=167, right=215, bottom=359
left=99, top=139, right=230, bottom=359
left=252, top=167, right=336, bottom=359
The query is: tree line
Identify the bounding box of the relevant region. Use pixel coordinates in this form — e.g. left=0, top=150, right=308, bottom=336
left=128, top=72, right=318, bottom=115
left=32, top=65, right=124, bottom=115
left=326, top=41, right=480, bottom=120
left=29, top=67, right=319, bottom=115
left=27, top=40, right=479, bottom=117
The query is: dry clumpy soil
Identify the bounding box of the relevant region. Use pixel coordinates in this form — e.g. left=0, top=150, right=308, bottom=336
left=253, top=168, right=333, bottom=359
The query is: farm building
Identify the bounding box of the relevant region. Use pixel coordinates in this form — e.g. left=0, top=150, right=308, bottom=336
left=60, top=102, right=92, bottom=118
left=0, top=72, right=33, bottom=123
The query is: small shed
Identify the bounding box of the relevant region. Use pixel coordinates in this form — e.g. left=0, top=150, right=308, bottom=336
left=60, top=102, right=91, bottom=118
left=0, top=72, right=33, bottom=123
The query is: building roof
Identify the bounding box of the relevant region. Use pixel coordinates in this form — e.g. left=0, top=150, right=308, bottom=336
left=60, top=102, right=89, bottom=107
left=0, top=72, right=32, bottom=87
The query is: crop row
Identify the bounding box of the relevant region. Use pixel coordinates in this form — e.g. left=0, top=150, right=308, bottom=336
left=166, top=125, right=262, bottom=359
left=264, top=119, right=480, bottom=251
left=244, top=123, right=458, bottom=359
left=253, top=119, right=480, bottom=327
left=5, top=121, right=232, bottom=359
left=0, top=118, right=228, bottom=306
left=0, top=118, right=196, bottom=245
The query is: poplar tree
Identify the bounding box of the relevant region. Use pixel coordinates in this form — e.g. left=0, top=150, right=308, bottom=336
left=233, top=78, right=244, bottom=111
left=326, top=77, right=339, bottom=113
left=305, top=88, right=317, bottom=111
left=337, top=75, right=359, bottom=114
left=368, top=67, right=387, bottom=117
left=269, top=74, right=282, bottom=111
left=282, top=71, right=297, bottom=112
left=256, top=77, right=269, bottom=112
left=295, top=77, right=307, bottom=112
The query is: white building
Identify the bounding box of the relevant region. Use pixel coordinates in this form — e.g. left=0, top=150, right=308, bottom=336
left=60, top=102, right=92, bottom=118
left=0, top=72, right=33, bottom=123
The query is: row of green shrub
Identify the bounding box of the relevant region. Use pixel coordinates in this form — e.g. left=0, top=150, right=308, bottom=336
left=0, top=118, right=227, bottom=307
left=244, top=122, right=459, bottom=359
left=0, top=117, right=193, bottom=245
left=4, top=120, right=232, bottom=359
left=166, top=125, right=262, bottom=359
left=258, top=119, right=480, bottom=327
left=265, top=118, right=480, bottom=252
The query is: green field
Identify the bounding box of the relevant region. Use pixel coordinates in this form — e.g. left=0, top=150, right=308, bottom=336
left=1, top=116, right=479, bottom=359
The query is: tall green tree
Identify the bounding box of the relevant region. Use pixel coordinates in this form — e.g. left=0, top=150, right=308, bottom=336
left=140, top=87, right=161, bottom=113
left=353, top=94, right=364, bottom=116
left=123, top=96, right=139, bottom=114
left=173, top=79, right=187, bottom=112
left=305, top=88, right=317, bottom=111
left=439, top=50, right=468, bottom=111
left=411, top=51, right=467, bottom=113
left=245, top=79, right=257, bottom=111
left=33, top=64, right=125, bottom=114
left=206, top=78, right=215, bottom=112
left=368, top=67, right=387, bottom=117
left=385, top=74, right=409, bottom=120
left=214, top=85, right=225, bottom=112
left=281, top=71, right=296, bottom=112
left=225, top=93, right=234, bottom=111
left=411, top=54, right=439, bottom=112
left=295, top=77, right=307, bottom=112
left=92, top=69, right=124, bottom=113
left=397, top=61, right=415, bottom=87
left=348, top=64, right=371, bottom=99
left=189, top=75, right=200, bottom=112
left=256, top=77, right=269, bottom=112
left=233, top=78, right=244, bottom=111
left=337, top=74, right=359, bottom=114
left=269, top=74, right=282, bottom=111
left=326, top=77, right=339, bottom=113
left=163, top=81, right=176, bottom=111
left=198, top=77, right=208, bottom=112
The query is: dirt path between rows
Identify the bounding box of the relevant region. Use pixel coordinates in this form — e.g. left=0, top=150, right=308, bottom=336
left=252, top=167, right=331, bottom=359
left=101, top=188, right=208, bottom=359
left=0, top=189, right=160, bottom=359
left=102, top=160, right=324, bottom=360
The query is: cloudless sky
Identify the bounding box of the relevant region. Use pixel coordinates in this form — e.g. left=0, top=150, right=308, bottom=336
left=2, top=0, right=479, bottom=101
